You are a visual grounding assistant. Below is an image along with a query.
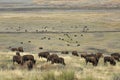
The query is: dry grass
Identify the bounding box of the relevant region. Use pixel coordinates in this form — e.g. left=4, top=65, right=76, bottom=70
left=0, top=10, right=120, bottom=80
left=0, top=52, right=120, bottom=80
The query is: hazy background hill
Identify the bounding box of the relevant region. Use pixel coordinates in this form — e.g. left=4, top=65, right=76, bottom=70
left=0, top=0, right=120, bottom=11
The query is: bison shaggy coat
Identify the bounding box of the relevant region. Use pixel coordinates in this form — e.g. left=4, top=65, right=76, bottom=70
left=104, top=56, right=116, bottom=66
left=27, top=60, right=34, bottom=70
left=13, top=55, right=22, bottom=64
left=18, top=47, right=24, bottom=52
left=51, top=57, right=66, bottom=65
left=85, top=56, right=98, bottom=66
left=47, top=54, right=58, bottom=62
left=22, top=55, right=36, bottom=65
left=72, top=51, right=79, bottom=56
left=111, top=53, right=120, bottom=62
left=11, top=48, right=18, bottom=52
left=38, top=52, right=50, bottom=59
left=61, top=51, right=69, bottom=54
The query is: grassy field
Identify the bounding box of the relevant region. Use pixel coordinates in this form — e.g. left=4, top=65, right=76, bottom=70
left=0, top=52, right=120, bottom=80
left=0, top=11, right=120, bottom=32
left=0, top=10, right=120, bottom=80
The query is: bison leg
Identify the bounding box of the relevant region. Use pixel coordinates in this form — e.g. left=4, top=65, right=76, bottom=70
left=13, top=60, right=15, bottom=65
left=117, top=58, right=120, bottom=62
left=51, top=61, right=54, bottom=64
left=86, top=60, right=88, bottom=65
left=104, top=59, right=107, bottom=65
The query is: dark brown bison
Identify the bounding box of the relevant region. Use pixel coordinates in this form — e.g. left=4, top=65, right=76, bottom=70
left=81, top=53, right=102, bottom=63
left=18, top=47, right=24, bottom=52
left=22, top=55, right=36, bottom=65
left=13, top=55, right=22, bottom=64
left=51, top=57, right=66, bottom=65
left=61, top=51, right=69, bottom=54
left=16, top=52, right=20, bottom=56
left=47, top=54, right=59, bottom=62
left=85, top=56, right=98, bottom=66
left=81, top=53, right=95, bottom=58
left=96, top=53, right=103, bottom=59
left=38, top=52, right=50, bottom=59
left=111, top=53, right=120, bottom=57
left=111, top=53, right=120, bottom=62
left=81, top=53, right=87, bottom=58
left=11, top=48, right=18, bottom=52
left=104, top=56, right=116, bottom=66
left=72, top=51, right=79, bottom=56
left=27, top=60, right=33, bottom=70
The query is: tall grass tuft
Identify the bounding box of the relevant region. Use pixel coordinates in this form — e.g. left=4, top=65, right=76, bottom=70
left=112, top=73, right=120, bottom=80
left=58, top=70, right=75, bottom=80
left=42, top=72, right=56, bottom=80
left=42, top=70, right=75, bottom=80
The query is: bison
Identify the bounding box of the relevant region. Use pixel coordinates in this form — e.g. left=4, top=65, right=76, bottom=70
left=72, top=51, right=79, bottom=56
left=96, top=53, right=103, bottom=59
left=81, top=53, right=87, bottom=58
left=18, top=47, right=24, bottom=52
left=13, top=55, right=22, bottom=64
left=47, top=54, right=58, bottom=62
left=27, top=60, right=34, bottom=70
left=85, top=56, right=98, bottom=66
left=104, top=56, right=116, bottom=66
left=51, top=57, right=66, bottom=65
left=16, top=52, right=20, bottom=56
left=81, top=53, right=95, bottom=58
left=38, top=52, right=50, bottom=59
left=22, top=55, right=36, bottom=65
left=10, top=47, right=24, bottom=52
left=11, top=48, right=18, bottom=52
left=111, top=53, right=120, bottom=62
left=111, top=53, right=120, bottom=57
left=61, top=51, right=69, bottom=54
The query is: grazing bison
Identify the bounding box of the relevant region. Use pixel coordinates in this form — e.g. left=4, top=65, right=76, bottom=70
left=72, top=51, right=79, bottom=56
left=96, top=53, right=103, bottom=59
left=81, top=53, right=87, bottom=58
left=38, top=52, right=50, bottom=59
left=27, top=60, right=33, bottom=70
left=104, top=56, right=116, bottom=66
left=81, top=53, right=95, bottom=58
left=111, top=53, right=120, bottom=62
left=11, top=48, right=18, bottom=52
left=111, top=53, right=120, bottom=57
left=61, top=51, right=69, bottom=54
left=13, top=55, right=22, bottom=64
left=22, top=55, right=36, bottom=65
left=47, top=54, right=59, bottom=62
left=18, top=47, right=24, bottom=52
left=85, top=56, right=98, bottom=66
left=81, top=53, right=102, bottom=63
left=112, top=56, right=120, bottom=62
left=51, top=57, right=66, bottom=65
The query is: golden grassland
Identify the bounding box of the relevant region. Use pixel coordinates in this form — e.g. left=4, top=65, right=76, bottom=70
left=0, top=11, right=120, bottom=32
left=0, top=10, right=120, bottom=80
left=0, top=52, right=120, bottom=80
